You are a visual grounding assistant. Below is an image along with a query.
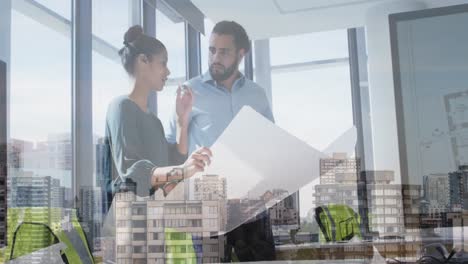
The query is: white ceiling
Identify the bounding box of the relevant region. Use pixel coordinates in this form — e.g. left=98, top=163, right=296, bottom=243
left=191, top=0, right=468, bottom=39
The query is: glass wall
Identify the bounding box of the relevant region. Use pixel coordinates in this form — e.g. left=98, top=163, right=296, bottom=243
left=267, top=30, right=355, bottom=244
left=4, top=0, right=74, bottom=260
left=91, top=0, right=133, bottom=258
left=9, top=1, right=72, bottom=200
left=2, top=1, right=467, bottom=263
left=155, top=8, right=187, bottom=131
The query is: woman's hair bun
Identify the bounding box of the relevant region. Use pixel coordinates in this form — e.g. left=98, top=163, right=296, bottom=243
left=124, top=25, right=144, bottom=44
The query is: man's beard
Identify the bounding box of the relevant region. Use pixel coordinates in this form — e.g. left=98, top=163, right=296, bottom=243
left=209, top=58, right=239, bottom=82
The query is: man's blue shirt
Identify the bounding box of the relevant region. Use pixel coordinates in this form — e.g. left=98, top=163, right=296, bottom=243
left=166, top=71, right=274, bottom=154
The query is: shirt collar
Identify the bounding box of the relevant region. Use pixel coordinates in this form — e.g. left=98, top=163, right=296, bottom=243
left=202, top=71, right=246, bottom=88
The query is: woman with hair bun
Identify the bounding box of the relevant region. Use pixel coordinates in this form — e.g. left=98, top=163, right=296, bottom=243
left=105, top=25, right=212, bottom=198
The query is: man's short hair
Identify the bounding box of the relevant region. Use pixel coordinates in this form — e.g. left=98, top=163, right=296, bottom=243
left=212, top=21, right=251, bottom=53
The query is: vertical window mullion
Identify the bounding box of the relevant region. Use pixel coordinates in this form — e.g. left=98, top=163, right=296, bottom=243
left=185, top=22, right=201, bottom=79
left=71, top=0, right=93, bottom=210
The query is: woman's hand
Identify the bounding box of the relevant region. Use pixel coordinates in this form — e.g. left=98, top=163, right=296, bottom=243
left=175, top=85, right=193, bottom=127
left=183, top=147, right=213, bottom=179
left=156, top=147, right=212, bottom=196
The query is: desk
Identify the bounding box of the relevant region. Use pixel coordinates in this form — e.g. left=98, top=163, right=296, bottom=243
left=275, top=236, right=457, bottom=262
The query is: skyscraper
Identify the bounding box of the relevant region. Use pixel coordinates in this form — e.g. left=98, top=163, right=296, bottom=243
left=319, top=152, right=360, bottom=184
left=8, top=172, right=63, bottom=208
left=0, top=143, right=7, bottom=247
left=423, top=174, right=449, bottom=212
left=79, top=186, right=103, bottom=251
left=114, top=178, right=227, bottom=263
left=448, top=165, right=468, bottom=211
left=194, top=174, right=227, bottom=201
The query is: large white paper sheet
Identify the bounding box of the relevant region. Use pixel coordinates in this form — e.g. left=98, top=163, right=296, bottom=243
left=203, top=106, right=327, bottom=232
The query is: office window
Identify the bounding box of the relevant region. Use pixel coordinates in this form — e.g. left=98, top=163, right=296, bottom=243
left=117, top=207, right=130, bottom=217
left=166, top=219, right=186, bottom=227
left=208, top=206, right=217, bottom=214
left=91, top=1, right=132, bottom=213
left=155, top=259, right=165, bottom=264
left=187, top=206, right=202, bottom=214
left=133, top=259, right=146, bottom=264
left=118, top=232, right=131, bottom=242
left=9, top=2, right=73, bottom=210
left=149, top=245, right=164, bottom=253
left=176, top=246, right=187, bottom=253
left=192, top=232, right=202, bottom=240
left=132, top=220, right=146, bottom=228
left=372, top=189, right=383, bottom=196
left=117, top=245, right=130, bottom=254
left=269, top=30, right=354, bottom=220
left=155, top=8, right=187, bottom=131
left=152, top=232, right=163, bottom=240
left=169, top=258, right=187, bottom=264
left=270, top=30, right=348, bottom=65
left=153, top=219, right=163, bottom=228
left=168, top=232, right=186, bottom=240
left=133, top=207, right=146, bottom=215
left=133, top=245, right=146, bottom=254
left=203, top=218, right=217, bottom=228
left=148, top=206, right=164, bottom=216
left=117, top=220, right=130, bottom=228
left=133, top=233, right=146, bottom=241
left=209, top=244, right=218, bottom=253
left=187, top=219, right=201, bottom=227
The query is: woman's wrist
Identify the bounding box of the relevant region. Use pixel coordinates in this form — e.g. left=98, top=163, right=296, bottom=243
left=166, top=166, right=185, bottom=181
left=151, top=167, right=166, bottom=187
left=176, top=118, right=189, bottom=130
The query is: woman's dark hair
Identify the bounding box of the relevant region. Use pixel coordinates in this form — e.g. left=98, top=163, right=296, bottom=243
left=212, top=21, right=250, bottom=53
left=118, top=25, right=166, bottom=76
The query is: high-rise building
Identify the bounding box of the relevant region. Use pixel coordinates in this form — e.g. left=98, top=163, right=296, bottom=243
left=9, top=139, right=33, bottom=169
left=365, top=171, right=422, bottom=238
left=319, top=152, right=360, bottom=184
left=194, top=174, right=227, bottom=201
left=60, top=186, right=73, bottom=208
left=423, top=174, right=450, bottom=212
left=95, top=137, right=108, bottom=187
left=19, top=134, right=72, bottom=171
left=0, top=143, right=7, bottom=246
left=315, top=168, right=422, bottom=240
left=268, top=189, right=299, bottom=228
left=315, top=154, right=361, bottom=212
left=315, top=173, right=360, bottom=212
left=114, top=178, right=227, bottom=264
left=79, top=186, right=103, bottom=251
left=8, top=171, right=63, bottom=208
left=45, top=133, right=72, bottom=170
left=448, top=165, right=468, bottom=211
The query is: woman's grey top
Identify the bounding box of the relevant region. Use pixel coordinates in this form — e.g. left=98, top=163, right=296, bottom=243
left=105, top=95, right=186, bottom=197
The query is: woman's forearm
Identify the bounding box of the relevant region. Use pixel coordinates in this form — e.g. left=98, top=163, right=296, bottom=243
left=176, top=121, right=188, bottom=155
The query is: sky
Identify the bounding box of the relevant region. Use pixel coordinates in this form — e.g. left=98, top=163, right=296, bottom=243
left=7, top=0, right=354, bottom=217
